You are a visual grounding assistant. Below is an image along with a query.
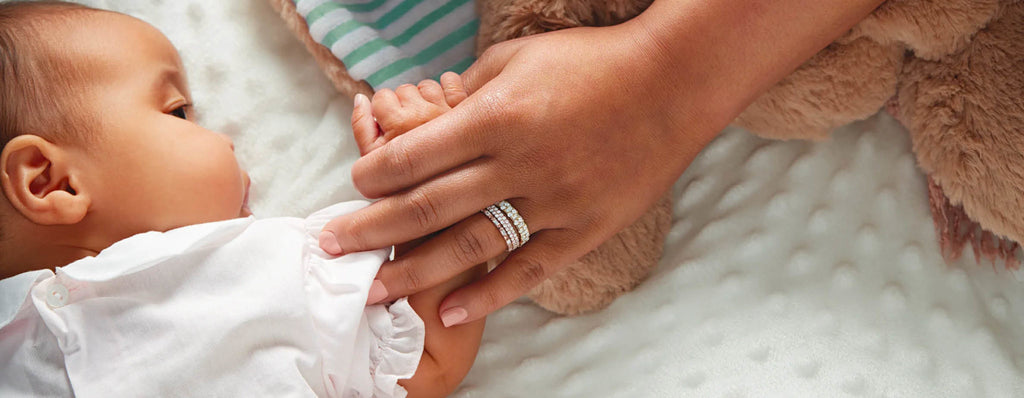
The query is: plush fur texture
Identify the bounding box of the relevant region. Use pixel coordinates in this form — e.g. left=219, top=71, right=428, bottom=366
left=735, top=37, right=904, bottom=140
left=271, top=0, right=1024, bottom=315
left=847, top=0, right=1001, bottom=60
left=738, top=0, right=1024, bottom=266
left=476, top=0, right=652, bottom=56
left=895, top=0, right=1024, bottom=262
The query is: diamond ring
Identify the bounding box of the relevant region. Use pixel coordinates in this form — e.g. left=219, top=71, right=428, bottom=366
left=481, top=200, right=530, bottom=252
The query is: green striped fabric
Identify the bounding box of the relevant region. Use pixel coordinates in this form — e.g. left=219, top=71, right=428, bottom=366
left=295, top=0, right=478, bottom=89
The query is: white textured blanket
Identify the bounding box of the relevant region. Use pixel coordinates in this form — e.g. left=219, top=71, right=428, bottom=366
left=72, top=1, right=1024, bottom=396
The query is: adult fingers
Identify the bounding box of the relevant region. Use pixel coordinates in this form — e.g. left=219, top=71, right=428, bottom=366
left=368, top=212, right=513, bottom=304
left=350, top=93, right=379, bottom=156
left=437, top=229, right=585, bottom=327
left=322, top=160, right=515, bottom=254
left=351, top=103, right=496, bottom=198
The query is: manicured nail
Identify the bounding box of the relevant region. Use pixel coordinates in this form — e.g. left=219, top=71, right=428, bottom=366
left=366, top=280, right=388, bottom=305
left=318, top=231, right=342, bottom=255
left=354, top=93, right=368, bottom=108
left=440, top=307, right=468, bottom=328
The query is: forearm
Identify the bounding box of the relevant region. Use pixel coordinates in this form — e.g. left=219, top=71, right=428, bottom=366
left=627, top=0, right=885, bottom=132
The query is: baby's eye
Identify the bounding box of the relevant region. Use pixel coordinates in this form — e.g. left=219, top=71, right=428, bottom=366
left=170, top=104, right=190, bottom=120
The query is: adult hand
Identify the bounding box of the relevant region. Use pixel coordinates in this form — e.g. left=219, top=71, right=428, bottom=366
left=320, top=0, right=883, bottom=326
left=320, top=21, right=722, bottom=327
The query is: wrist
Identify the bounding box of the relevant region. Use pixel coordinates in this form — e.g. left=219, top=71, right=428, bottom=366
left=625, top=0, right=885, bottom=135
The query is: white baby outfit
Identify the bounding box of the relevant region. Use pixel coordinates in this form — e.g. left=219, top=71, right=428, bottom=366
left=0, top=201, right=424, bottom=397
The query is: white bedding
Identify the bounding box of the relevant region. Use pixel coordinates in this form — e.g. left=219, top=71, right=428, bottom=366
left=75, top=1, right=1024, bottom=396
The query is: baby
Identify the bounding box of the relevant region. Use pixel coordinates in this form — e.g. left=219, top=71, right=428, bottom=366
left=0, top=2, right=481, bottom=397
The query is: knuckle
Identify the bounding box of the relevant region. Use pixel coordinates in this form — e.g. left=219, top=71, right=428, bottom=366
left=376, top=117, right=401, bottom=136
left=339, top=217, right=370, bottom=251
left=478, top=287, right=503, bottom=314
left=513, top=256, right=549, bottom=290
left=351, top=106, right=370, bottom=124
left=451, top=228, right=489, bottom=265
left=398, top=263, right=426, bottom=293
left=481, top=41, right=509, bottom=60
left=382, top=142, right=417, bottom=180
left=407, top=190, right=441, bottom=231
left=372, top=89, right=393, bottom=102
left=350, top=160, right=380, bottom=198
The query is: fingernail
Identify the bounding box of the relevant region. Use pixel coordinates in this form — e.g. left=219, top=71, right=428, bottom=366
left=318, top=231, right=342, bottom=255
left=440, top=306, right=468, bottom=328
left=366, top=280, right=388, bottom=305
left=354, top=93, right=368, bottom=108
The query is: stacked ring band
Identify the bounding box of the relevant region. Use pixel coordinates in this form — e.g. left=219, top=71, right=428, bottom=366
left=481, top=200, right=531, bottom=252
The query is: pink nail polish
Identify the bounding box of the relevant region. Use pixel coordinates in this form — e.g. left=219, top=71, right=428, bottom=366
left=440, top=307, right=468, bottom=328
left=366, top=280, right=388, bottom=305
left=318, top=231, right=342, bottom=255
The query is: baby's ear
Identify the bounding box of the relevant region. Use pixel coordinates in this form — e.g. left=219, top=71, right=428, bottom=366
left=1, top=135, right=90, bottom=225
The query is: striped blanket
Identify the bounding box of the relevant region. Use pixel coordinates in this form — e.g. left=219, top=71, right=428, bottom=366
left=294, top=0, right=478, bottom=90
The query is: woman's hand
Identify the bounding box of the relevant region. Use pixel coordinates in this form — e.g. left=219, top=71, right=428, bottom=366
left=320, top=0, right=884, bottom=326
left=320, top=20, right=723, bottom=327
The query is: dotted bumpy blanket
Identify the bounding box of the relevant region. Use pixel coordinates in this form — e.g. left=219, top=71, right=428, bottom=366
left=294, top=0, right=478, bottom=90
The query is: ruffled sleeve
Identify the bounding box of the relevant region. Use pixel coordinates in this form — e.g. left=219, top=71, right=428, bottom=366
left=365, top=299, right=425, bottom=397
left=303, top=201, right=425, bottom=398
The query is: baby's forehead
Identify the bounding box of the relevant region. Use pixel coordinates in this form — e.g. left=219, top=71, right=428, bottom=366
left=44, top=11, right=184, bottom=82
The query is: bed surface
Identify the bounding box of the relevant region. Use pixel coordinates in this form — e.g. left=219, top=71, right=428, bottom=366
left=79, top=1, right=1024, bottom=396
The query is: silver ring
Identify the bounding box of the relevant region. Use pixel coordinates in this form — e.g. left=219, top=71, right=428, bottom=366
left=480, top=200, right=531, bottom=252
left=488, top=205, right=520, bottom=249
left=498, top=200, right=530, bottom=245
left=482, top=205, right=514, bottom=251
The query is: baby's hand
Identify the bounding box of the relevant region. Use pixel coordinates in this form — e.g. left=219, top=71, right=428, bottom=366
left=352, top=72, right=467, bottom=155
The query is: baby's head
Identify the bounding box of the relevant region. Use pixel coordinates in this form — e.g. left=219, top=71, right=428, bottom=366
left=0, top=1, right=250, bottom=278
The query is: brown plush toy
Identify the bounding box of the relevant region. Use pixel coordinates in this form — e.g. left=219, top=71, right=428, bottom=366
left=741, top=0, right=1024, bottom=266
left=270, top=0, right=1024, bottom=316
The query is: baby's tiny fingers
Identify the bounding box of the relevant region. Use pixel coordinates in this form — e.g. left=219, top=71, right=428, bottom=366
left=440, top=72, right=468, bottom=107
left=417, top=79, right=446, bottom=107
left=351, top=93, right=380, bottom=155
left=395, top=84, right=427, bottom=107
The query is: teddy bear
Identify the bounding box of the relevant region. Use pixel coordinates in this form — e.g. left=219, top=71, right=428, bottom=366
left=269, top=0, right=1024, bottom=316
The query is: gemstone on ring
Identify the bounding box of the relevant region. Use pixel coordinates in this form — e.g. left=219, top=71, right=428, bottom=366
left=482, top=205, right=515, bottom=251
left=497, top=200, right=530, bottom=245
left=488, top=205, right=520, bottom=249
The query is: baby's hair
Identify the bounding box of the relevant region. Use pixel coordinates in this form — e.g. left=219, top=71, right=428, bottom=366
left=0, top=1, right=102, bottom=149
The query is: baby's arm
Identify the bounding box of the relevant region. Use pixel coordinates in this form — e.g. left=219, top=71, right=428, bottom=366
left=399, top=249, right=486, bottom=397
left=352, top=74, right=481, bottom=397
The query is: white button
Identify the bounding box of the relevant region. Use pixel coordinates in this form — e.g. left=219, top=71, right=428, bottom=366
left=45, top=284, right=69, bottom=308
